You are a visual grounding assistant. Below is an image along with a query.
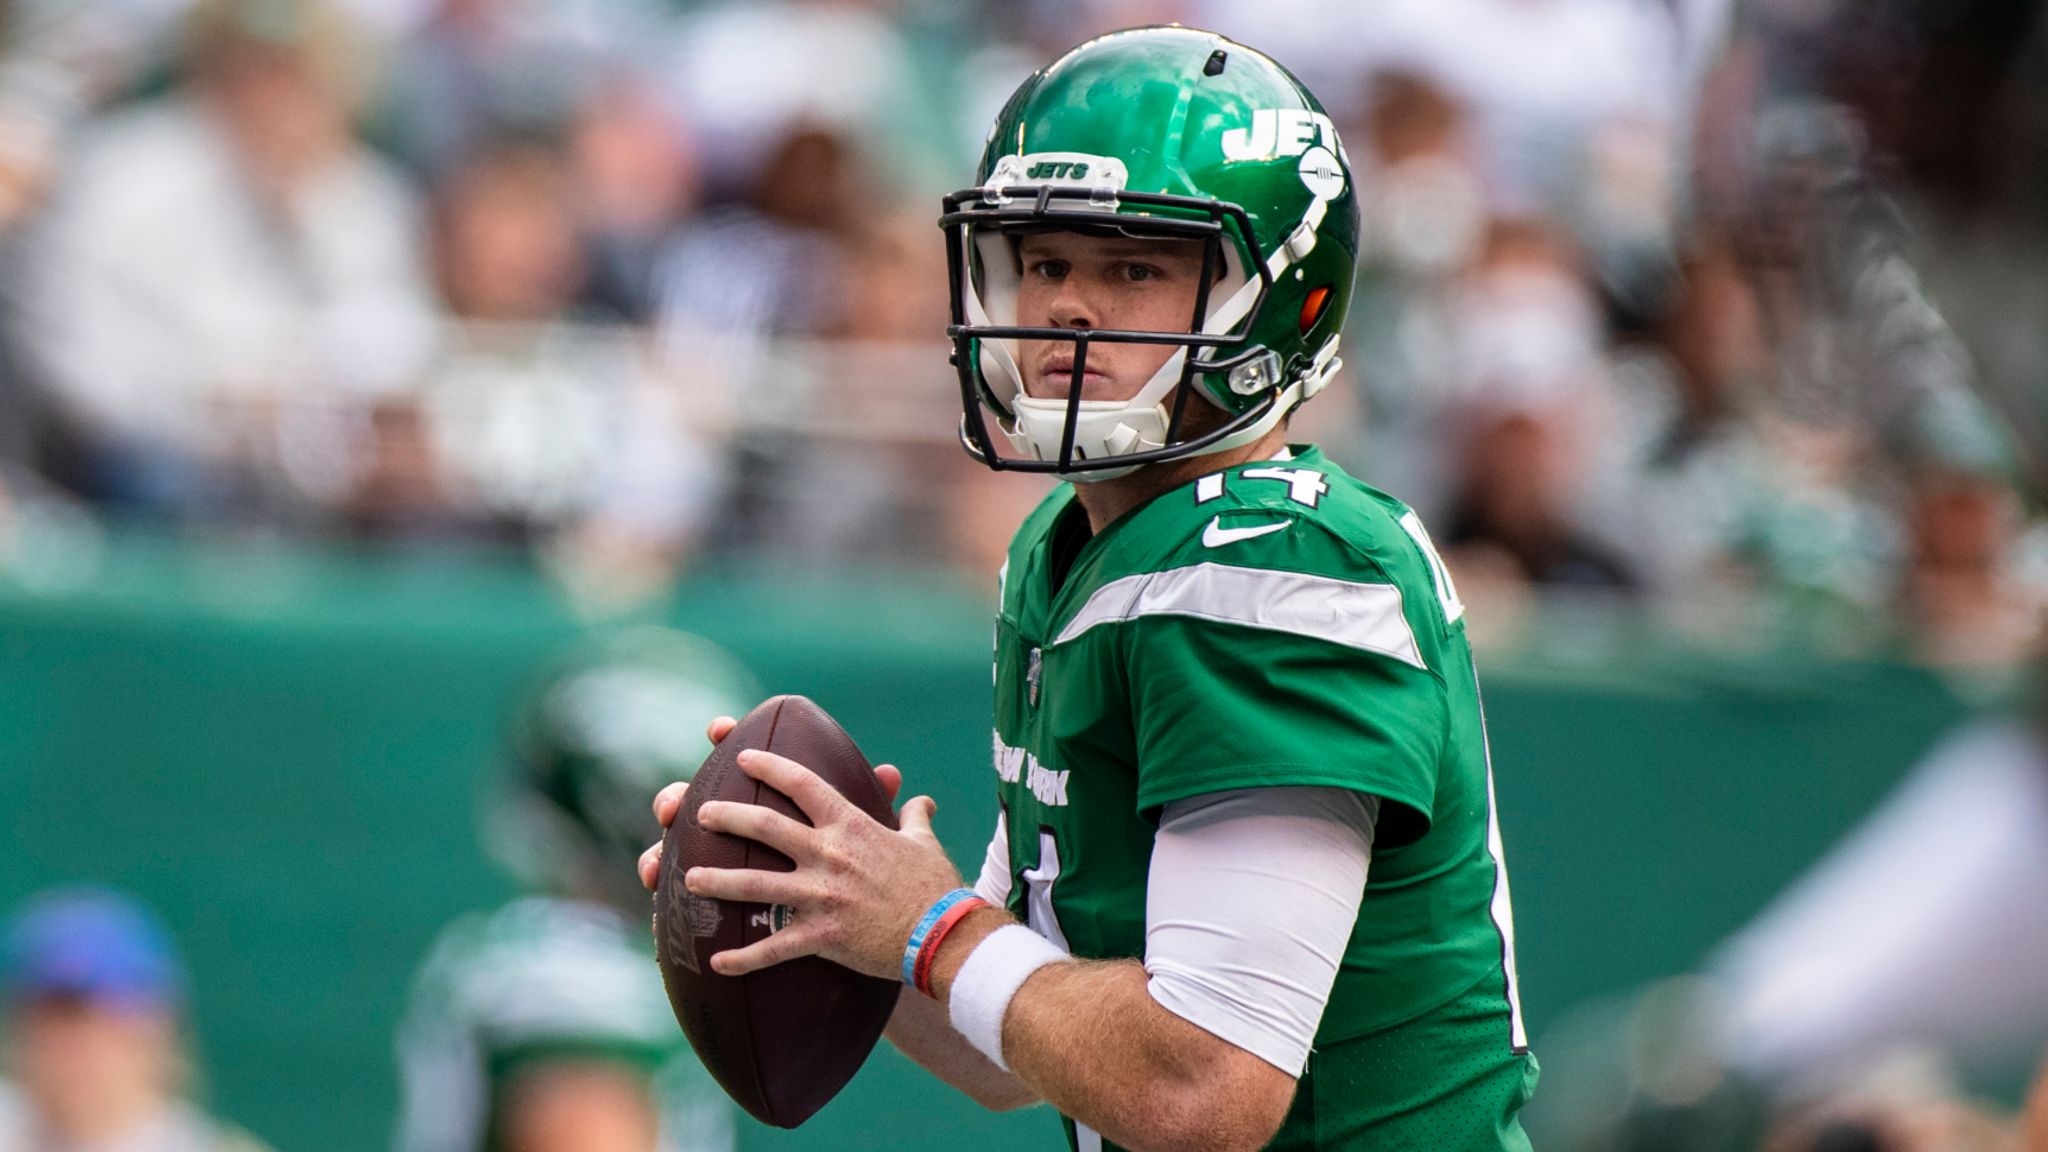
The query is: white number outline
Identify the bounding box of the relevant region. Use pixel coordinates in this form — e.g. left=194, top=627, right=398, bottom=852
left=1240, top=465, right=1329, bottom=508
left=1398, top=509, right=1465, bottom=624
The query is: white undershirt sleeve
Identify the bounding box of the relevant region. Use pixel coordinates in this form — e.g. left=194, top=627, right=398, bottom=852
left=972, top=808, right=1013, bottom=905
left=1143, top=786, right=1378, bottom=1077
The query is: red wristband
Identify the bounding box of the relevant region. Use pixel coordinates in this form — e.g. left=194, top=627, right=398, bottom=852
left=912, top=895, right=988, bottom=996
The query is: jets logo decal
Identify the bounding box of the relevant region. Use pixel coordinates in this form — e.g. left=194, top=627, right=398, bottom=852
left=1221, top=109, right=1345, bottom=163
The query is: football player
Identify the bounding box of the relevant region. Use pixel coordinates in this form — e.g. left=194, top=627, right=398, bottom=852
left=395, top=628, right=752, bottom=1152
left=639, top=27, right=1536, bottom=1151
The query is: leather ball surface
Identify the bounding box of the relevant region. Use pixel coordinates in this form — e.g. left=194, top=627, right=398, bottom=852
left=654, top=694, right=899, bottom=1128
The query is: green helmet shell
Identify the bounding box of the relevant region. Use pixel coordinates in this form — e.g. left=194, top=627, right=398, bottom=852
left=495, top=627, right=759, bottom=912
left=945, top=26, right=1360, bottom=474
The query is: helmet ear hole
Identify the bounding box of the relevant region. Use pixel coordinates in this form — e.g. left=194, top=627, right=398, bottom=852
left=1299, top=286, right=1333, bottom=333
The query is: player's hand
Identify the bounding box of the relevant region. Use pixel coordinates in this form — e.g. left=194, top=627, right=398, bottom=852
left=682, top=747, right=961, bottom=981
left=636, top=715, right=906, bottom=891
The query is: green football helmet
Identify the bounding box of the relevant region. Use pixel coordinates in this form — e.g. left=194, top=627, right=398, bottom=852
left=493, top=627, right=758, bottom=914
left=943, top=26, right=1360, bottom=477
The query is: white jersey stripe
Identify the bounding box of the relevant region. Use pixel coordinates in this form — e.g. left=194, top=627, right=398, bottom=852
left=1472, top=660, right=1528, bottom=1051
left=1051, top=562, right=1425, bottom=670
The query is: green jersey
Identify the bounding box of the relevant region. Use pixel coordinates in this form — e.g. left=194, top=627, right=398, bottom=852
left=990, top=446, right=1536, bottom=1150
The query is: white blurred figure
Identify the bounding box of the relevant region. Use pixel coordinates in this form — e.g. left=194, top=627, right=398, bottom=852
left=1525, top=699, right=2048, bottom=1151
left=1711, top=712, right=2048, bottom=1095
left=0, top=888, right=274, bottom=1152
left=9, top=0, right=437, bottom=519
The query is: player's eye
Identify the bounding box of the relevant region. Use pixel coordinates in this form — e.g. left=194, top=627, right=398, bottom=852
left=1121, top=262, right=1162, bottom=283
left=1028, top=258, right=1070, bottom=280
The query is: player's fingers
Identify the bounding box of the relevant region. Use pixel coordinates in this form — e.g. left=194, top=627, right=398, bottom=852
left=653, top=781, right=689, bottom=826
left=638, top=841, right=663, bottom=891
left=898, top=795, right=938, bottom=839
left=874, top=764, right=904, bottom=805
left=710, top=922, right=821, bottom=976
left=706, top=715, right=737, bottom=746
left=683, top=865, right=806, bottom=908
left=736, top=749, right=854, bottom=824
left=695, top=799, right=817, bottom=860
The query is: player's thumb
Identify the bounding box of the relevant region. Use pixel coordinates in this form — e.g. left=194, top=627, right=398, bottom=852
left=899, top=795, right=938, bottom=838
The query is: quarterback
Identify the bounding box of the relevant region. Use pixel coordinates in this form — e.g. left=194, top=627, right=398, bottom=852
left=640, top=27, right=1537, bottom=1151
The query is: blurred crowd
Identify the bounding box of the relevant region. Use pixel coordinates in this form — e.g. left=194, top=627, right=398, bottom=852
left=0, top=0, right=2041, bottom=665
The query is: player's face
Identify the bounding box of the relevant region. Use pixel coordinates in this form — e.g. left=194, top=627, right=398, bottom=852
left=1014, top=231, right=1211, bottom=402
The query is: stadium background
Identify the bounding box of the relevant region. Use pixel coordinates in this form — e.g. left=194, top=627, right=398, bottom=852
left=1, top=0, right=2045, bottom=1149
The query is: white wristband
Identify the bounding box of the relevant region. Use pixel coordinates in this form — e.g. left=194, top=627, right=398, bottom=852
left=946, top=924, right=1066, bottom=1071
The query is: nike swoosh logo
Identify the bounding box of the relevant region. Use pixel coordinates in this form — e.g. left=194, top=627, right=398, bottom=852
left=1202, top=517, right=1290, bottom=548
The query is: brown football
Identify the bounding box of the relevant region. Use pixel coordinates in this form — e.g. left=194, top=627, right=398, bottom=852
left=653, top=694, right=900, bottom=1129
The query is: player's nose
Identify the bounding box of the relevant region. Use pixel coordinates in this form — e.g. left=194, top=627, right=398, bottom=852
left=1047, top=280, right=1099, bottom=330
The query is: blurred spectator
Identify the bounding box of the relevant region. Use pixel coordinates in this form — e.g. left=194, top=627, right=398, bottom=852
left=393, top=628, right=750, bottom=1152
left=373, top=0, right=673, bottom=183
left=1359, top=70, right=1487, bottom=282
left=373, top=142, right=717, bottom=604
left=1433, top=220, right=1639, bottom=622
left=1328, top=71, right=1485, bottom=524
left=661, top=0, right=927, bottom=198
left=1441, top=407, right=1638, bottom=593
left=1601, top=235, right=1894, bottom=643
left=1605, top=234, right=1768, bottom=602
left=373, top=0, right=695, bottom=319
left=1896, top=463, right=2043, bottom=669
left=653, top=124, right=862, bottom=353
left=651, top=122, right=874, bottom=558
left=569, top=80, right=700, bottom=322
left=10, top=0, right=436, bottom=521
left=0, top=888, right=273, bottom=1152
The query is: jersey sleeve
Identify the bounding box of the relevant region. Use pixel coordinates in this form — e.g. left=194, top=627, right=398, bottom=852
left=1121, top=526, right=1449, bottom=846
